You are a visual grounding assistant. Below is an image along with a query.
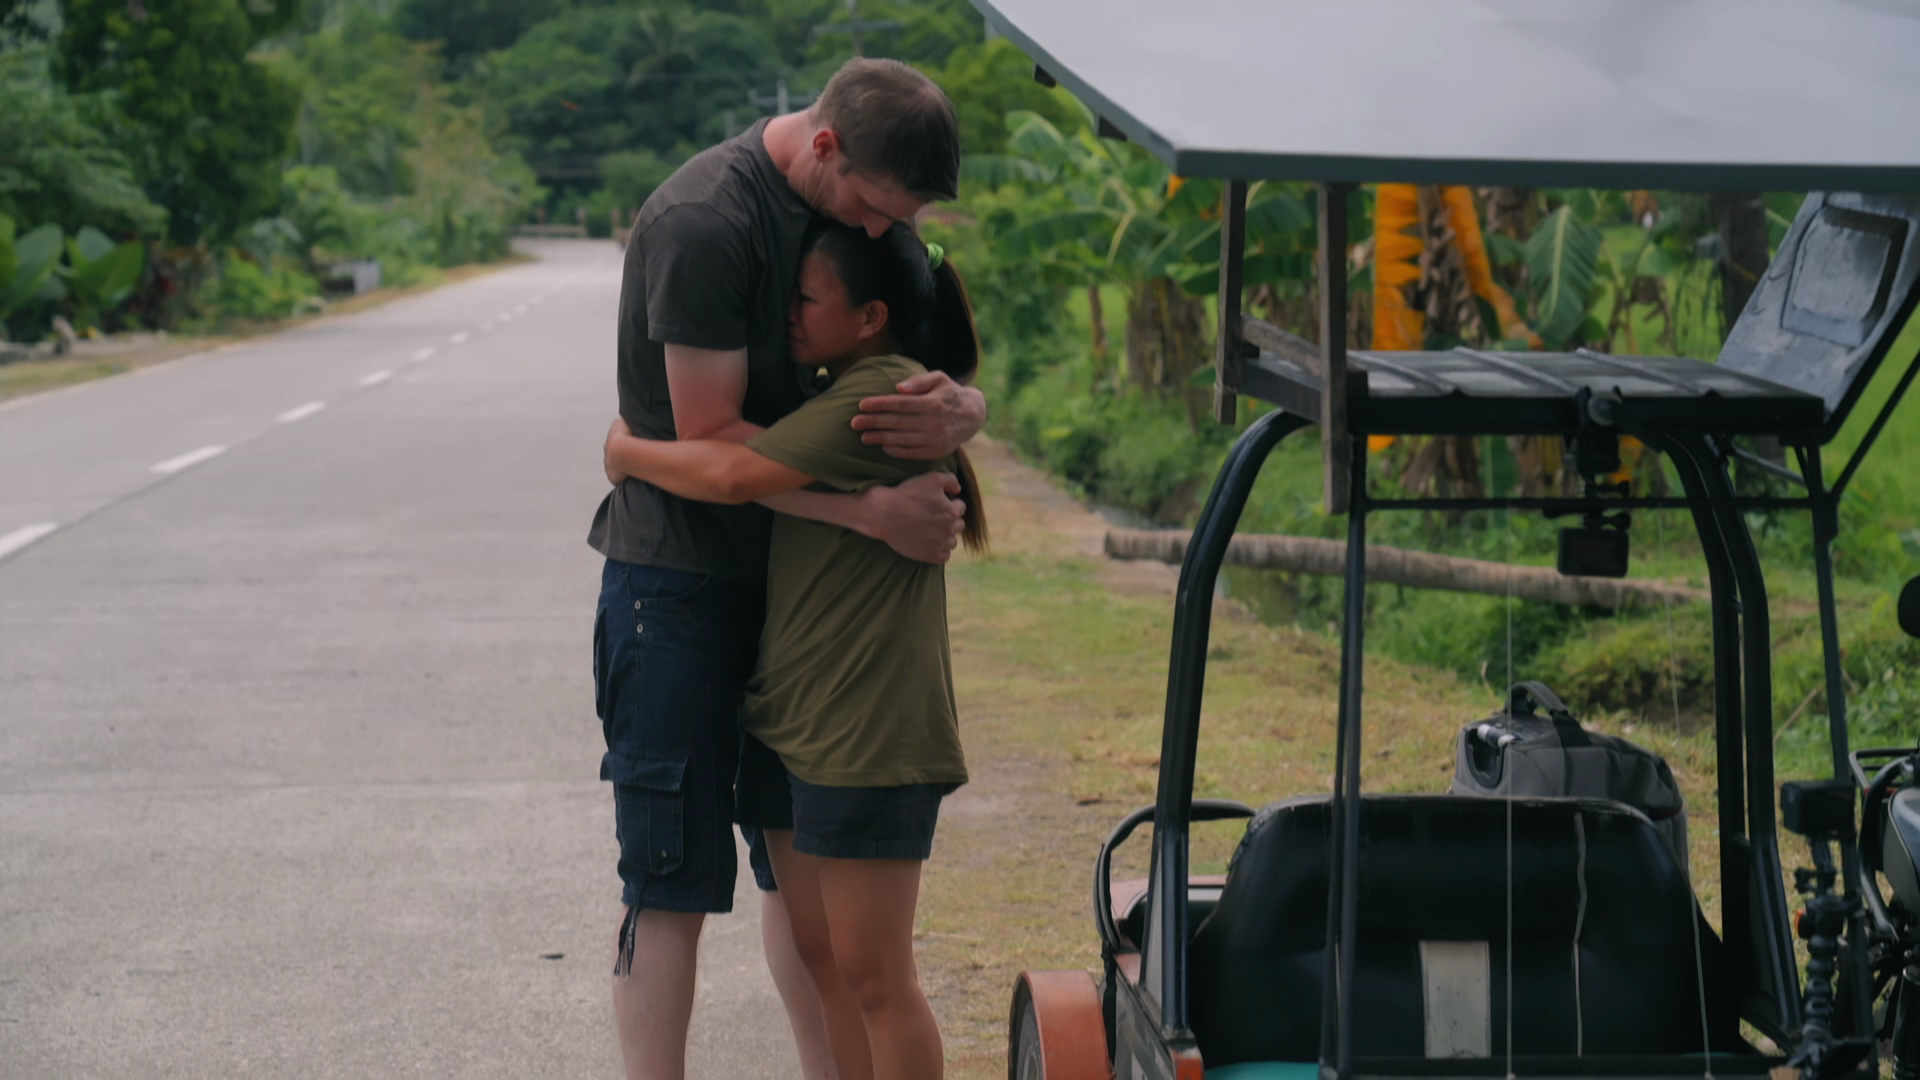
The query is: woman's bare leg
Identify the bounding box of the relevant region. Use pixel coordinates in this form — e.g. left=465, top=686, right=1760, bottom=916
left=761, top=887, right=839, bottom=1079
left=765, top=831, right=874, bottom=1080
left=817, top=858, right=941, bottom=1080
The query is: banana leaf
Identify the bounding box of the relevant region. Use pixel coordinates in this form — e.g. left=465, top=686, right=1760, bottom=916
left=959, top=154, right=1055, bottom=188
left=1526, top=205, right=1603, bottom=347
left=996, top=208, right=1115, bottom=260
left=3, top=223, right=63, bottom=318
left=1162, top=177, right=1223, bottom=220
left=1004, top=110, right=1070, bottom=166
left=73, top=226, right=115, bottom=264
left=67, top=238, right=146, bottom=312
left=1245, top=186, right=1314, bottom=238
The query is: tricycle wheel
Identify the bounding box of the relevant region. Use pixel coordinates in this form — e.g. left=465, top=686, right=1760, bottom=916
left=1008, top=970, right=1109, bottom=1080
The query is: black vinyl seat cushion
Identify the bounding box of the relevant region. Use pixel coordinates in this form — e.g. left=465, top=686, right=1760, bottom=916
left=1188, top=796, right=1739, bottom=1069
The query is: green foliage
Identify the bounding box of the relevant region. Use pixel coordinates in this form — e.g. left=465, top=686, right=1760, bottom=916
left=0, top=217, right=63, bottom=334
left=59, top=225, right=146, bottom=330
left=0, top=43, right=167, bottom=236
left=59, top=0, right=304, bottom=245
left=198, top=252, right=321, bottom=322
left=391, top=0, right=572, bottom=75
left=1001, top=353, right=1234, bottom=520
left=1526, top=204, right=1605, bottom=347
left=282, top=13, right=441, bottom=198
left=406, top=103, right=541, bottom=267
left=1533, top=606, right=1718, bottom=721
left=465, top=3, right=783, bottom=169
left=929, top=36, right=1083, bottom=164
left=599, top=150, right=678, bottom=217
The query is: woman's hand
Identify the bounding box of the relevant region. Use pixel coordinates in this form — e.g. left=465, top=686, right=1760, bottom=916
left=604, top=417, right=634, bottom=485
left=850, top=371, right=988, bottom=460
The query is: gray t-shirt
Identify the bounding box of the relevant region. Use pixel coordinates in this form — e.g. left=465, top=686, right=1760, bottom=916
left=586, top=119, right=816, bottom=583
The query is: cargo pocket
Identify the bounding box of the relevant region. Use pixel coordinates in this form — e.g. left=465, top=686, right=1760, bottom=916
left=602, top=752, right=688, bottom=875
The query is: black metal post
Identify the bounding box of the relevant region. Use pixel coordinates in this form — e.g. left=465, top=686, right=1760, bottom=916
left=1806, top=446, right=1881, bottom=1056
left=1320, top=437, right=1368, bottom=1080
left=1654, top=435, right=1753, bottom=995
left=1149, top=408, right=1311, bottom=1032
left=1679, top=435, right=1804, bottom=1033
left=1318, top=183, right=1353, bottom=516
left=1215, top=180, right=1248, bottom=425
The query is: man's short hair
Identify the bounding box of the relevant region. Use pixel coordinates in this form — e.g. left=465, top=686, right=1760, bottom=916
left=811, top=58, right=960, bottom=202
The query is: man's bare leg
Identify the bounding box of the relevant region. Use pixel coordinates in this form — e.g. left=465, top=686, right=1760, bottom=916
left=762, top=889, right=840, bottom=1079
left=612, top=906, right=705, bottom=1080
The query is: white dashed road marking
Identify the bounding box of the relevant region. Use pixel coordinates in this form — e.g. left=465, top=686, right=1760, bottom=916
left=277, top=401, right=326, bottom=424
left=411, top=347, right=437, bottom=362
left=449, top=331, right=469, bottom=345
left=0, top=522, right=59, bottom=562
left=151, top=445, right=227, bottom=475
left=359, top=370, right=393, bottom=388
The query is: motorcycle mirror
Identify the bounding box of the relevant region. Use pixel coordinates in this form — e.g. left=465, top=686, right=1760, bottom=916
left=1901, top=575, right=1920, bottom=639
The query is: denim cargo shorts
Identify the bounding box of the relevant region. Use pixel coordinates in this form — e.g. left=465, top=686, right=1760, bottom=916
left=594, top=559, right=780, bottom=913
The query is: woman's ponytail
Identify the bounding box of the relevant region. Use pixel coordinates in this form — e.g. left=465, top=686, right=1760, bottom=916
left=922, top=259, right=986, bottom=552
left=921, top=259, right=980, bottom=386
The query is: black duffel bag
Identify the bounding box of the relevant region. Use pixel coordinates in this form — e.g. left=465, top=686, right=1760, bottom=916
left=1451, top=681, right=1690, bottom=873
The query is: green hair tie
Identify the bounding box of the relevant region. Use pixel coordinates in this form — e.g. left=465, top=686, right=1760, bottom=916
left=926, top=242, right=945, bottom=270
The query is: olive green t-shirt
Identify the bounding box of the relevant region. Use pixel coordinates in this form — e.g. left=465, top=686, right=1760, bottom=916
left=743, top=354, right=969, bottom=789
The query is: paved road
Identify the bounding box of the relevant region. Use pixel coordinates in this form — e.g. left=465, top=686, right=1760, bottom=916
left=0, top=241, right=796, bottom=1078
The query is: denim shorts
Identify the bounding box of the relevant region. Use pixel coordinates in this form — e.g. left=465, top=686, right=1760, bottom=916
left=593, top=559, right=781, bottom=913
left=736, top=736, right=955, bottom=861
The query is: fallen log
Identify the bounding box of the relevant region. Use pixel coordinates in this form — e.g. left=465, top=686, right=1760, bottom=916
left=1104, top=529, right=1707, bottom=610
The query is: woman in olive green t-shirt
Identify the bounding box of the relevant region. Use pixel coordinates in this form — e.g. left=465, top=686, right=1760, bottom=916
left=602, top=220, right=985, bottom=1080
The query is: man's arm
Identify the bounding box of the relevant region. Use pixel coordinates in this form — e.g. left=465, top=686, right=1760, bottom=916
left=849, top=370, right=988, bottom=461
left=656, top=345, right=965, bottom=563
left=760, top=477, right=965, bottom=564
left=663, top=343, right=760, bottom=443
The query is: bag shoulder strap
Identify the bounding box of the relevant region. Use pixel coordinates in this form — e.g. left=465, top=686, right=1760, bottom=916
left=1508, top=681, right=1589, bottom=747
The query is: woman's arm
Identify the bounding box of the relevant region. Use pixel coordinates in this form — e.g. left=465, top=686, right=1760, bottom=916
left=604, top=419, right=812, bottom=504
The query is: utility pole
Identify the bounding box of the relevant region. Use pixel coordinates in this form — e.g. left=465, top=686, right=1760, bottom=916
left=747, top=80, right=817, bottom=116
left=812, top=0, right=900, bottom=58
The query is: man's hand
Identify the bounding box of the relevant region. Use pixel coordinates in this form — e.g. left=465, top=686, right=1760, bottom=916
left=604, top=417, right=634, bottom=485
left=851, top=371, right=988, bottom=461
left=862, top=471, right=966, bottom=564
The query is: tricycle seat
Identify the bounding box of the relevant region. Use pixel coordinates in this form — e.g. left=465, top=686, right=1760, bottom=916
left=1188, top=795, right=1739, bottom=1070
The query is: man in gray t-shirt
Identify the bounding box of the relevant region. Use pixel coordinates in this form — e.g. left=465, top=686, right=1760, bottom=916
left=589, top=58, right=983, bottom=1080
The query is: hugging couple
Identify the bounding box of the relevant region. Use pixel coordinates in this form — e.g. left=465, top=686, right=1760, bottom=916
left=588, top=58, right=989, bottom=1080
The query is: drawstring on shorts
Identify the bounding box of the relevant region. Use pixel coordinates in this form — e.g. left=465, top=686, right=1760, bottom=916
left=614, top=905, right=641, bottom=977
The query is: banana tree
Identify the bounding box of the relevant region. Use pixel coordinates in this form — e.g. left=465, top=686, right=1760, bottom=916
left=968, top=109, right=1317, bottom=427
left=0, top=216, right=65, bottom=342
left=60, top=226, right=147, bottom=332
left=976, top=110, right=1215, bottom=420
